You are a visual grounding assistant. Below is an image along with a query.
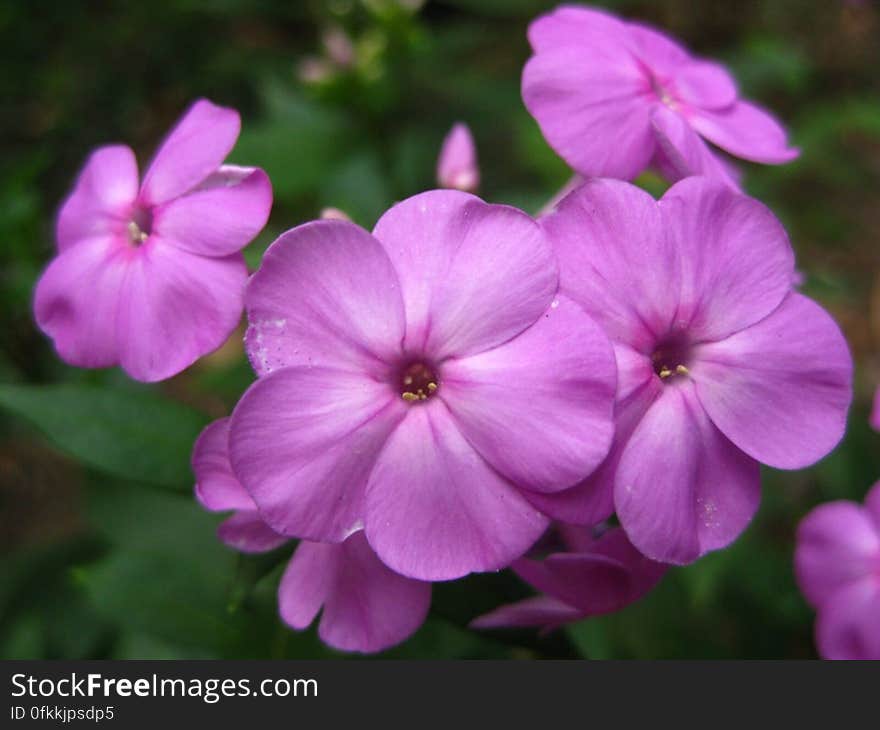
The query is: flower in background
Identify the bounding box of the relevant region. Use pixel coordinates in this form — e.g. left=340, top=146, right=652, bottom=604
left=230, top=190, right=618, bottom=582
left=436, top=123, right=480, bottom=192
left=471, top=525, right=665, bottom=632
left=192, top=417, right=431, bottom=654
left=319, top=207, right=352, bottom=221
left=538, top=177, right=852, bottom=565
left=794, top=482, right=880, bottom=660
left=522, top=5, right=798, bottom=188
left=35, top=99, right=272, bottom=382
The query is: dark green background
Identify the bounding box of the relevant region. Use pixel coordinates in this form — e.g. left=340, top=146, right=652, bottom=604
left=1, top=0, right=878, bottom=659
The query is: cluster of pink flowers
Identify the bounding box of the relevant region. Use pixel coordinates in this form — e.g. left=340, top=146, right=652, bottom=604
left=35, top=5, right=874, bottom=658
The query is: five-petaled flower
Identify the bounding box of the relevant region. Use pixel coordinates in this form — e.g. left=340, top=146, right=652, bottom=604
left=35, top=99, right=272, bottom=382
left=228, top=189, right=618, bottom=582
left=522, top=5, right=799, bottom=188
left=536, top=176, right=852, bottom=565
left=795, top=481, right=880, bottom=660
left=193, top=417, right=431, bottom=654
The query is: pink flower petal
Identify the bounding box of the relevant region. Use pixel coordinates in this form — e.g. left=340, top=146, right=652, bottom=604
left=626, top=22, right=690, bottom=79
left=472, top=527, right=666, bottom=631
left=651, top=106, right=741, bottom=188
left=441, top=296, right=616, bottom=493
left=244, top=220, right=406, bottom=377
left=217, top=511, right=287, bottom=554
left=279, top=532, right=431, bottom=654
left=34, top=236, right=129, bottom=369
left=692, top=293, right=852, bottom=470
left=372, top=190, right=556, bottom=360
left=522, top=478, right=615, bottom=527
left=528, top=6, right=629, bottom=54
left=140, top=99, right=241, bottom=205
left=470, top=595, right=582, bottom=630
left=523, top=343, right=661, bottom=524
left=615, top=382, right=761, bottom=565
left=516, top=527, right=666, bottom=614
left=153, top=166, right=272, bottom=257
left=436, top=122, right=479, bottom=192
left=56, top=145, right=139, bottom=251
left=795, top=501, right=880, bottom=609
left=365, top=403, right=549, bottom=581
left=229, top=366, right=407, bottom=542
left=673, top=60, right=738, bottom=110
left=115, top=242, right=247, bottom=382
left=523, top=8, right=657, bottom=179
left=542, top=179, right=675, bottom=352
left=278, top=540, right=336, bottom=631
left=522, top=48, right=654, bottom=180
left=690, top=100, right=799, bottom=164
left=659, top=176, right=795, bottom=342
left=193, top=418, right=255, bottom=513
left=513, top=552, right=631, bottom=615
left=815, top=579, right=880, bottom=660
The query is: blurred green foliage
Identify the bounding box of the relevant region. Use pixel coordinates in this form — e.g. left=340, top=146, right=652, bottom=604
left=1, top=0, right=879, bottom=659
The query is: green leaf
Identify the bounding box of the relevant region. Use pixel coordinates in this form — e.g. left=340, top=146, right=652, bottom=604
left=80, top=483, right=327, bottom=658
left=0, top=383, right=208, bottom=489
left=319, top=151, right=392, bottom=227
left=231, top=82, right=352, bottom=202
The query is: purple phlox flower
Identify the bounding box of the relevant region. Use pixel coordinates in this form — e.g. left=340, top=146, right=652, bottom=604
left=795, top=482, right=880, bottom=660
left=522, top=5, right=798, bottom=188
left=35, top=99, right=272, bottom=382
left=436, top=123, right=480, bottom=193
left=871, top=386, right=880, bottom=432
left=471, top=524, right=666, bottom=632
left=192, top=417, right=431, bottom=654
left=229, top=189, right=618, bottom=582
left=534, top=176, right=852, bottom=565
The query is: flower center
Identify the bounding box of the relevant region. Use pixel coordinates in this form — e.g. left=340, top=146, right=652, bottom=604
left=651, top=335, right=692, bottom=382
left=647, top=72, right=679, bottom=111
left=127, top=207, right=153, bottom=246
left=399, top=361, right=439, bottom=403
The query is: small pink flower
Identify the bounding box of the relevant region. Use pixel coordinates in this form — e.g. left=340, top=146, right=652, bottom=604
left=537, top=177, right=852, bottom=565
left=193, top=417, right=431, bottom=654
left=471, top=524, right=665, bottom=632
left=436, top=123, right=480, bottom=192
left=522, top=5, right=798, bottom=187
left=35, top=99, right=272, bottom=382
left=230, top=189, right=618, bottom=582
left=795, top=482, right=880, bottom=660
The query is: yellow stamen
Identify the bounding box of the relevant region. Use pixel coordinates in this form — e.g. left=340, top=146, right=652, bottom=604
left=127, top=221, right=148, bottom=244
left=676, top=365, right=690, bottom=376
left=659, top=366, right=672, bottom=379
left=402, top=392, right=419, bottom=402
